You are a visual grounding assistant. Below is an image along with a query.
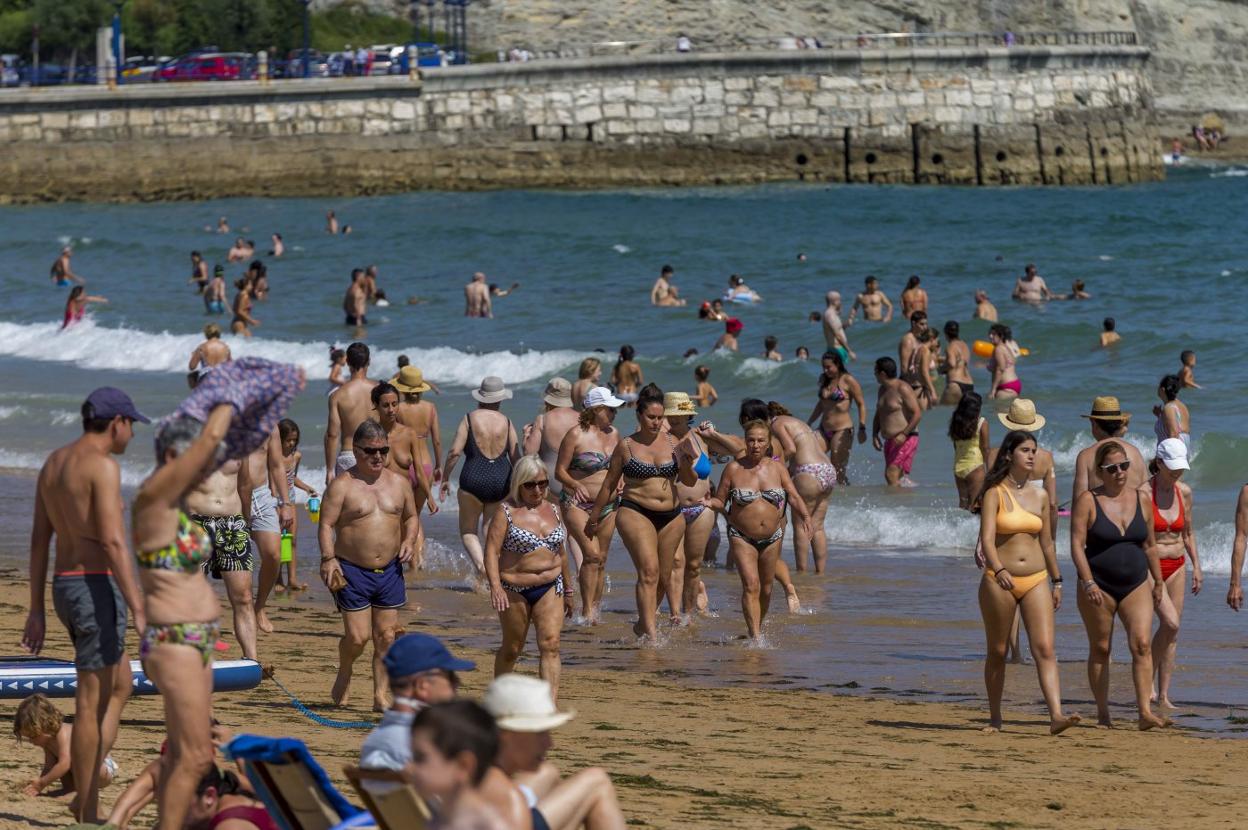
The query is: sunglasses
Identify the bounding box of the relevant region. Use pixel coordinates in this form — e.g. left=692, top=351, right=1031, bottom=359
left=522, top=480, right=550, bottom=490
left=358, top=446, right=390, bottom=457
left=1099, top=461, right=1130, bottom=474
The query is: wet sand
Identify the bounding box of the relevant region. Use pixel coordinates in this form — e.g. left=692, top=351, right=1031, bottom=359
left=1, top=572, right=1245, bottom=830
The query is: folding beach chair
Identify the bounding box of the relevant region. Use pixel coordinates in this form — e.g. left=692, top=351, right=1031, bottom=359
left=344, top=766, right=432, bottom=830
left=225, top=735, right=373, bottom=830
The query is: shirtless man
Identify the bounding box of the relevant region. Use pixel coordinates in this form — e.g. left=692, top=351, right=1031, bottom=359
left=1099, top=317, right=1121, bottom=348
left=900, top=276, right=928, bottom=321
left=50, top=247, right=83, bottom=287
left=898, top=311, right=935, bottom=409
left=325, top=342, right=378, bottom=484
left=821, top=291, right=855, bottom=362
left=239, top=428, right=295, bottom=636
left=326, top=210, right=339, bottom=235
left=204, top=265, right=227, bottom=315
left=226, top=237, right=252, bottom=263
left=465, top=272, right=492, bottom=318
left=319, top=420, right=419, bottom=710
left=1071, top=396, right=1147, bottom=500
left=216, top=216, right=229, bottom=234
left=185, top=455, right=258, bottom=662
left=872, top=357, right=923, bottom=487
left=344, top=269, right=368, bottom=327
left=847, top=276, right=893, bottom=324
left=23, top=388, right=148, bottom=823
left=973, top=289, right=998, bottom=322
left=1012, top=263, right=1052, bottom=302
left=188, top=251, right=210, bottom=294
left=650, top=265, right=686, bottom=307
left=523, top=378, right=580, bottom=504
left=364, top=264, right=380, bottom=303
left=270, top=234, right=284, bottom=257
left=188, top=323, right=231, bottom=377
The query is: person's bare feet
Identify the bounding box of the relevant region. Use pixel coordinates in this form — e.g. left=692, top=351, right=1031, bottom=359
left=331, top=671, right=351, bottom=706
left=1138, top=713, right=1173, bottom=731
left=696, top=583, right=709, bottom=613
left=982, top=721, right=1003, bottom=733
left=1050, top=713, right=1082, bottom=735
left=786, top=587, right=801, bottom=613
left=255, top=608, right=274, bottom=634
left=1095, top=714, right=1113, bottom=729
left=1157, top=696, right=1176, bottom=709
left=274, top=583, right=286, bottom=594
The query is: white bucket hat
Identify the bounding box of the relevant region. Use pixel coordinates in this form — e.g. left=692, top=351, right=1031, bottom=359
left=482, top=674, right=575, bottom=732
left=472, top=375, right=513, bottom=404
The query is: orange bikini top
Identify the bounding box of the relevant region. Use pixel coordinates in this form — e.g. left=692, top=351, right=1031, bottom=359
left=995, top=485, right=1044, bottom=535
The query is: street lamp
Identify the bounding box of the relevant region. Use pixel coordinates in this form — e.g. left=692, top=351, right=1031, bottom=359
left=301, top=0, right=311, bottom=78
left=111, top=1, right=125, bottom=85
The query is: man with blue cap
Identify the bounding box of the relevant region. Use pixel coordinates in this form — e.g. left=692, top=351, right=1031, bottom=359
left=359, top=632, right=475, bottom=776
left=22, top=387, right=149, bottom=823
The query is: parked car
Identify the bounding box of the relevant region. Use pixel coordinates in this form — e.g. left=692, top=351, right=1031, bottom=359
left=157, top=52, right=254, bottom=82
left=1, top=54, right=20, bottom=87
left=121, top=55, right=169, bottom=82
left=279, top=48, right=328, bottom=78
left=387, top=43, right=447, bottom=73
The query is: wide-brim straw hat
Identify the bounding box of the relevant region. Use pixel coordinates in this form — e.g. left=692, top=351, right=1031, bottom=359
left=390, top=365, right=431, bottom=394
left=472, top=376, right=513, bottom=404
left=997, top=398, right=1046, bottom=432
left=1080, top=395, right=1130, bottom=422
left=663, top=391, right=698, bottom=418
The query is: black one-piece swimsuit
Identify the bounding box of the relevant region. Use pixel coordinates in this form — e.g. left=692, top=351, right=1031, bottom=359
left=1084, top=494, right=1149, bottom=602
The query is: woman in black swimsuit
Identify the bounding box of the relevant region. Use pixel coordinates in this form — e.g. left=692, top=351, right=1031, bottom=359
left=1069, top=440, right=1170, bottom=730
left=440, top=376, right=520, bottom=578
left=585, top=384, right=698, bottom=642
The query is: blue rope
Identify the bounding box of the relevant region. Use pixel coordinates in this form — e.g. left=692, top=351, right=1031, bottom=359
left=267, top=673, right=376, bottom=730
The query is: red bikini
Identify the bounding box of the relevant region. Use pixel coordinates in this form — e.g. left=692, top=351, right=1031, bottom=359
left=1152, top=480, right=1187, bottom=580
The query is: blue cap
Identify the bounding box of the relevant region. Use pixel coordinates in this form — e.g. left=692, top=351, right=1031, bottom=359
left=382, top=633, right=475, bottom=679
left=84, top=387, right=150, bottom=424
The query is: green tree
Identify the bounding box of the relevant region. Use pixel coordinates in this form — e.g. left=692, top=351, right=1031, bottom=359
left=0, top=7, right=33, bottom=54
left=32, top=0, right=110, bottom=60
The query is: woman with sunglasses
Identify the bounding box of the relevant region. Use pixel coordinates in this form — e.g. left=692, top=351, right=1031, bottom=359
left=976, top=430, right=1079, bottom=734
left=585, top=384, right=698, bottom=642
left=664, top=391, right=715, bottom=618
left=484, top=455, right=574, bottom=701
left=1149, top=438, right=1201, bottom=709
left=1070, top=440, right=1171, bottom=730
left=373, top=383, right=437, bottom=564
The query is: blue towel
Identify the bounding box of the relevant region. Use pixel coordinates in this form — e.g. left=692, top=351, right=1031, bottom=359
left=225, top=734, right=361, bottom=821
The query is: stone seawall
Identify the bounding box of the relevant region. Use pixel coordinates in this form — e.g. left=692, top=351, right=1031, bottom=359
left=0, top=46, right=1161, bottom=203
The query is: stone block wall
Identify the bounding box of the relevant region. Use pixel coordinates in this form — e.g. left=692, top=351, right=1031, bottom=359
left=0, top=46, right=1161, bottom=202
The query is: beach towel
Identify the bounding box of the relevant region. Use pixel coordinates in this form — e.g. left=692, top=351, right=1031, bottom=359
left=173, top=358, right=303, bottom=460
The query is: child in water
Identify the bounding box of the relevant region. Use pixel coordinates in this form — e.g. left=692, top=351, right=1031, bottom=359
left=1099, top=317, right=1121, bottom=348
left=328, top=347, right=347, bottom=392
left=693, top=365, right=718, bottom=407
left=14, top=693, right=116, bottom=797
left=1179, top=349, right=1201, bottom=388
left=276, top=419, right=316, bottom=592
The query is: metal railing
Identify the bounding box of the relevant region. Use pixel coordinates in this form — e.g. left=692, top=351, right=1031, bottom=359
left=494, top=30, right=1139, bottom=63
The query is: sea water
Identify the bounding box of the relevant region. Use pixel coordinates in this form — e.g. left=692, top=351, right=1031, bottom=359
left=1, top=164, right=1247, bottom=730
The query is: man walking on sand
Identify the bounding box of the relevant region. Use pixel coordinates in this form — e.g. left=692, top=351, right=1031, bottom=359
left=872, top=357, right=923, bottom=487
left=319, top=420, right=420, bottom=711
left=23, top=387, right=148, bottom=823
left=240, top=427, right=295, bottom=635
left=325, top=342, right=378, bottom=484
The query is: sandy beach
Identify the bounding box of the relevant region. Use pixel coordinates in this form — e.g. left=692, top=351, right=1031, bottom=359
left=0, top=569, right=1243, bottom=830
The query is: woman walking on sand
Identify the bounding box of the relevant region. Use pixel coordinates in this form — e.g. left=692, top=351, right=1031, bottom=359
left=1149, top=438, right=1201, bottom=709
left=976, top=430, right=1080, bottom=735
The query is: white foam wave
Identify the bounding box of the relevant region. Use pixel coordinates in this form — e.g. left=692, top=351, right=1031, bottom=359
left=612, top=244, right=631, bottom=254
left=733, top=357, right=786, bottom=379
left=0, top=449, right=151, bottom=487
left=1210, top=167, right=1248, bottom=178
left=49, top=410, right=78, bottom=426
left=0, top=320, right=584, bottom=388
left=0, top=406, right=24, bottom=420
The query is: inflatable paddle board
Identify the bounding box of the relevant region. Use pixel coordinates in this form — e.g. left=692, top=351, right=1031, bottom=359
left=0, top=656, right=262, bottom=699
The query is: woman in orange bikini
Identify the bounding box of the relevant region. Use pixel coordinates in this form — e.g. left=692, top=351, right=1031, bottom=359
left=977, top=430, right=1080, bottom=735
left=1149, top=437, right=1201, bottom=709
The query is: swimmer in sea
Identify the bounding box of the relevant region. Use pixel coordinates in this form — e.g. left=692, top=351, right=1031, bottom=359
left=714, top=318, right=742, bottom=351
left=230, top=278, right=258, bottom=337
left=1012, top=263, right=1052, bottom=302
left=973, top=289, right=998, bottom=322
left=363, top=264, right=379, bottom=302
left=900, top=275, right=928, bottom=321
left=821, top=291, right=855, bottom=363
left=763, top=335, right=782, bottom=362
left=724, top=274, right=761, bottom=303
left=940, top=320, right=974, bottom=406
left=650, top=265, right=686, bottom=307
left=847, top=275, right=893, bottom=325
left=344, top=269, right=368, bottom=329
left=899, top=311, right=935, bottom=409
left=188, top=251, right=209, bottom=294
left=204, top=265, right=227, bottom=315
left=987, top=324, right=1021, bottom=400
left=1178, top=350, right=1200, bottom=389
left=216, top=216, right=229, bottom=234
left=465, top=272, right=492, bottom=318
left=1100, top=317, right=1121, bottom=348
left=226, top=237, right=251, bottom=263
left=611, top=345, right=643, bottom=406
left=50, top=247, right=83, bottom=287
left=795, top=346, right=810, bottom=360
left=807, top=350, right=867, bottom=486
left=873, top=356, right=923, bottom=487
left=326, top=210, right=339, bottom=235
left=61, top=286, right=107, bottom=329
left=269, top=233, right=284, bottom=257
left=188, top=323, right=231, bottom=375
left=692, top=365, right=717, bottom=408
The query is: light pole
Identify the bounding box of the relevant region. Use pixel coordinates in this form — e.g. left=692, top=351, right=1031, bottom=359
left=111, top=1, right=125, bottom=85
left=301, top=0, right=311, bottom=78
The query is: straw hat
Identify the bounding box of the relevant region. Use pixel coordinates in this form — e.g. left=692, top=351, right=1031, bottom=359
left=472, top=376, right=512, bottom=404
left=997, top=398, right=1046, bottom=432
left=482, top=674, right=575, bottom=732
left=390, top=365, right=431, bottom=394
left=542, top=377, right=573, bottom=408
left=1080, top=396, right=1130, bottom=422
left=662, top=391, right=698, bottom=418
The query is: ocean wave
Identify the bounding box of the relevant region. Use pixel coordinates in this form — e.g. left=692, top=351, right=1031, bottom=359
left=0, top=406, right=24, bottom=421
left=1210, top=167, right=1248, bottom=178
left=0, top=320, right=585, bottom=388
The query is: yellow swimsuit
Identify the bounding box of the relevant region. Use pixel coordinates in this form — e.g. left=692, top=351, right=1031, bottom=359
left=993, top=485, right=1047, bottom=601
left=952, top=417, right=985, bottom=479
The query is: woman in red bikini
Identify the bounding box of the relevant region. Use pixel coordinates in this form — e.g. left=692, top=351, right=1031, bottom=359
left=184, top=765, right=277, bottom=830
left=987, top=324, right=1021, bottom=400
left=1149, top=437, right=1201, bottom=709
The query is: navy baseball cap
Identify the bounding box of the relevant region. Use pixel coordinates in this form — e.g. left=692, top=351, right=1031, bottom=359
left=84, top=387, right=150, bottom=424
left=382, top=633, right=475, bottom=679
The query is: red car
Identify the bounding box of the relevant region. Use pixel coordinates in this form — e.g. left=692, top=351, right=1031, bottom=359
left=157, top=53, right=253, bottom=82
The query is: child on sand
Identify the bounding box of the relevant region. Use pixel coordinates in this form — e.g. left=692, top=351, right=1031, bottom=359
left=14, top=693, right=116, bottom=798
left=276, top=418, right=315, bottom=592
left=1179, top=349, right=1201, bottom=388
left=1099, top=317, right=1121, bottom=348
left=693, top=365, right=718, bottom=407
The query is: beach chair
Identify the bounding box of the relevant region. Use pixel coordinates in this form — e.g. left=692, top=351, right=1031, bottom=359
left=225, top=735, right=371, bottom=830
left=344, top=766, right=432, bottom=830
